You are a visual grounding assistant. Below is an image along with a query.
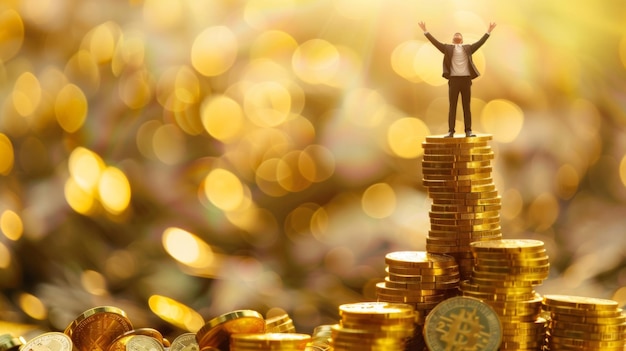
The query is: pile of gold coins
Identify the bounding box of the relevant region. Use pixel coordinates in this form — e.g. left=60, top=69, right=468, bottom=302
left=230, top=333, right=311, bottom=351
left=421, top=135, right=502, bottom=280
left=461, top=239, right=550, bottom=350
left=329, top=302, right=415, bottom=351
left=377, top=251, right=460, bottom=323
left=542, top=295, right=626, bottom=351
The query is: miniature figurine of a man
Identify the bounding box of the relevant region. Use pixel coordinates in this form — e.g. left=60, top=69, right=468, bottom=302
left=418, top=21, right=497, bottom=137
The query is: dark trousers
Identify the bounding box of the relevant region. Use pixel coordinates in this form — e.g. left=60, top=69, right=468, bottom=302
left=448, top=76, right=472, bottom=133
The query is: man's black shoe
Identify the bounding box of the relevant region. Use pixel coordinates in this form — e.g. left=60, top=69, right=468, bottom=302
left=444, top=132, right=454, bottom=138
left=465, top=131, right=476, bottom=137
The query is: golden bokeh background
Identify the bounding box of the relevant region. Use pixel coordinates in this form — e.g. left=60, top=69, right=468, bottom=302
left=1, top=0, right=626, bottom=338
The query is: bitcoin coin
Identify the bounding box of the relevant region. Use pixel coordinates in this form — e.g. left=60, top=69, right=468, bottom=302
left=424, top=296, right=502, bottom=351
left=65, top=306, right=133, bottom=351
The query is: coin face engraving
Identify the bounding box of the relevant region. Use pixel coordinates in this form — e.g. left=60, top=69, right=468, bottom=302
left=21, top=332, right=73, bottom=351
left=125, top=335, right=164, bottom=351
left=425, top=296, right=502, bottom=351
left=65, top=307, right=133, bottom=351
left=169, top=333, right=198, bottom=351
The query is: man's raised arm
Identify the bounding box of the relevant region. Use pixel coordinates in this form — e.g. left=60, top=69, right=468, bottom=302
left=419, top=21, right=446, bottom=53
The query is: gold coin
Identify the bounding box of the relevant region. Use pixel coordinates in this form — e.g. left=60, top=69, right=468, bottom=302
left=422, top=142, right=490, bottom=150
left=423, top=178, right=493, bottom=188
left=473, top=263, right=550, bottom=275
left=117, top=328, right=164, bottom=345
left=65, top=306, right=133, bottom=351
left=170, top=333, right=199, bottom=351
left=429, top=210, right=499, bottom=220
left=196, top=310, right=266, bottom=350
left=384, top=251, right=456, bottom=269
left=549, top=319, right=626, bottom=333
left=431, top=196, right=501, bottom=205
left=422, top=147, right=494, bottom=157
left=385, top=264, right=459, bottom=277
left=383, top=277, right=459, bottom=291
left=424, top=134, right=493, bottom=143
left=474, top=256, right=550, bottom=267
left=376, top=293, right=446, bottom=304
left=422, top=160, right=493, bottom=170
left=462, top=290, right=537, bottom=303
left=542, top=295, right=620, bottom=311
left=338, top=302, right=414, bottom=320
left=422, top=153, right=494, bottom=162
left=547, top=335, right=625, bottom=349
left=423, top=296, right=502, bottom=351
left=469, top=276, right=537, bottom=288
left=470, top=239, right=545, bottom=253
left=430, top=222, right=501, bottom=232
left=472, top=249, right=548, bottom=260
left=21, top=332, right=73, bottom=351
left=471, top=269, right=549, bottom=282
left=460, top=280, right=535, bottom=295
left=230, top=333, right=311, bottom=350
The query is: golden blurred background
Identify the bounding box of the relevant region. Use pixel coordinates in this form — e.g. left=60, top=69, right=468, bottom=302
left=1, top=0, right=626, bottom=339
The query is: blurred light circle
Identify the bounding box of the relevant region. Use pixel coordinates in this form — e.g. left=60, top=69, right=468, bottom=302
left=204, top=168, right=245, bottom=211
left=413, top=43, right=446, bottom=86
left=391, top=40, right=423, bottom=83
left=55, top=83, right=88, bottom=133
left=250, top=30, right=298, bottom=63
left=68, top=147, right=105, bottom=192
left=0, top=133, right=14, bottom=175
left=0, top=9, right=24, bottom=62
left=362, top=183, right=396, bottom=219
left=244, top=81, right=291, bottom=127
left=0, top=210, right=23, bottom=241
left=387, top=117, right=430, bottom=159
left=12, top=72, right=41, bottom=117
left=98, top=167, right=132, bottom=215
left=292, top=39, right=340, bottom=85
left=201, top=95, right=244, bottom=142
left=191, top=26, right=238, bottom=77
left=480, top=99, right=524, bottom=143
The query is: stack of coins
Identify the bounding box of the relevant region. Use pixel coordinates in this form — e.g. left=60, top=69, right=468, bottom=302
left=542, top=295, right=626, bottom=351
left=266, top=313, right=297, bottom=333
left=230, top=333, right=311, bottom=351
left=422, top=134, right=502, bottom=280
left=461, top=239, right=550, bottom=350
left=195, top=310, right=266, bottom=351
left=377, top=251, right=460, bottom=326
left=330, top=302, right=415, bottom=351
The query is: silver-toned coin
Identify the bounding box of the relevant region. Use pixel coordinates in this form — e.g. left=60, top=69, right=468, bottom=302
left=21, top=332, right=73, bottom=351
left=125, top=335, right=164, bottom=351
left=169, top=333, right=198, bottom=351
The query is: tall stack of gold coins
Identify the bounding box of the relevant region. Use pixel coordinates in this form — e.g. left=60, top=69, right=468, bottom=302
left=330, top=302, right=416, bottom=351
left=266, top=313, right=297, bottom=333
left=461, top=239, right=550, bottom=350
left=230, top=333, right=311, bottom=351
left=542, top=295, right=626, bottom=351
left=421, top=134, right=502, bottom=280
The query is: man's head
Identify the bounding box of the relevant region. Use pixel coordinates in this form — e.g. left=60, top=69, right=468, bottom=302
left=452, top=32, right=463, bottom=44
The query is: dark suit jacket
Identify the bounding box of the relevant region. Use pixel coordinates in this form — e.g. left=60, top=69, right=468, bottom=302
left=424, top=32, right=490, bottom=80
